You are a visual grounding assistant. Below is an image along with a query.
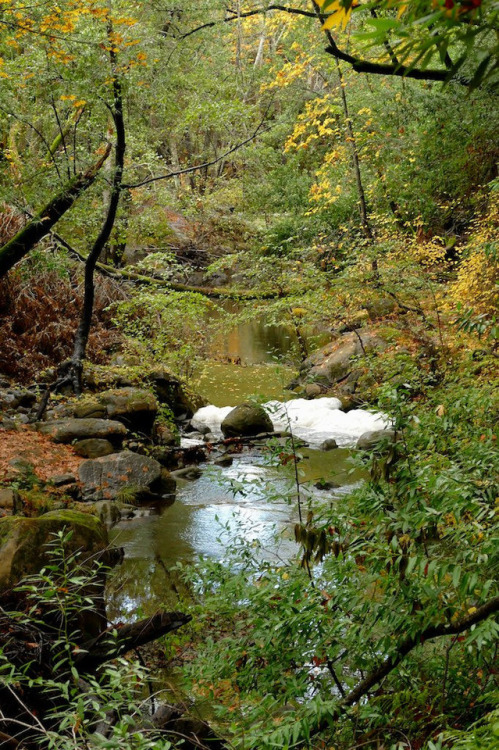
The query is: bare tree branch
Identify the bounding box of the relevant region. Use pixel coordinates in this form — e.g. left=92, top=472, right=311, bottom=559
left=0, top=144, right=111, bottom=278
left=123, top=122, right=270, bottom=189
left=342, top=595, right=499, bottom=710
left=180, top=5, right=317, bottom=39
left=75, top=611, right=192, bottom=672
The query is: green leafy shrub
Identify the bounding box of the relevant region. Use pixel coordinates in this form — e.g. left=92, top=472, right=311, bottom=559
left=0, top=529, right=174, bottom=750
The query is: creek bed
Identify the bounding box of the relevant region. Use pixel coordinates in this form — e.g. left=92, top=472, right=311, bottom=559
left=106, top=314, right=384, bottom=619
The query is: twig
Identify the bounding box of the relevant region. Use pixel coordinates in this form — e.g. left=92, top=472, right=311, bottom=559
left=123, top=123, right=270, bottom=189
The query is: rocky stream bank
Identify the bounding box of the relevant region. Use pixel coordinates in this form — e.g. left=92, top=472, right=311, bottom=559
left=0, top=330, right=398, bottom=748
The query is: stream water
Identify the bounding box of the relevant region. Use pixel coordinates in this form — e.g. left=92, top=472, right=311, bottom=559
left=106, top=316, right=385, bottom=620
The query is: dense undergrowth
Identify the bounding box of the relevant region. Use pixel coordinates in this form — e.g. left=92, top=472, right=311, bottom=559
left=0, top=258, right=123, bottom=383
left=171, top=345, right=498, bottom=750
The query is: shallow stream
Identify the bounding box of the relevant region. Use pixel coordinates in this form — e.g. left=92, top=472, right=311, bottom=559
left=106, top=315, right=383, bottom=619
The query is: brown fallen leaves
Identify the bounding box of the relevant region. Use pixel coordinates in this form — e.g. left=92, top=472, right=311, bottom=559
left=0, top=428, right=83, bottom=483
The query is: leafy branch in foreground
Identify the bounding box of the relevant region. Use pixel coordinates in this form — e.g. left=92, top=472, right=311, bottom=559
left=178, top=379, right=498, bottom=749
left=0, top=529, right=191, bottom=749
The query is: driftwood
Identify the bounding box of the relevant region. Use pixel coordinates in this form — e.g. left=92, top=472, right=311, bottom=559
left=0, top=730, right=21, bottom=748
left=169, top=430, right=295, bottom=455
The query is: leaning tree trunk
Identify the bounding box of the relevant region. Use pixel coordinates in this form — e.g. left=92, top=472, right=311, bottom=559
left=311, top=1, right=377, bottom=274
left=0, top=145, right=111, bottom=278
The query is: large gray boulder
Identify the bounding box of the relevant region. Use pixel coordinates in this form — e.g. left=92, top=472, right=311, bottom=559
left=0, top=510, right=115, bottom=638
left=78, top=451, right=172, bottom=502
left=37, top=418, right=127, bottom=444
left=221, top=403, right=273, bottom=438
left=289, top=329, right=390, bottom=407
left=74, top=388, right=158, bottom=433
left=298, top=330, right=387, bottom=387
left=73, top=438, right=116, bottom=459
left=83, top=367, right=207, bottom=418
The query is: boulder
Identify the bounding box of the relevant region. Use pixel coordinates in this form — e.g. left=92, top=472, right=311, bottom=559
left=319, top=438, right=338, bottom=451
left=160, top=468, right=177, bottom=496
left=314, top=480, right=340, bottom=491
left=0, top=388, right=36, bottom=412
left=170, top=466, right=202, bottom=481
left=37, top=418, right=127, bottom=445
left=221, top=403, right=273, bottom=438
left=153, top=423, right=179, bottom=447
left=302, top=331, right=386, bottom=386
left=73, top=438, right=116, bottom=459
left=83, top=366, right=207, bottom=418
left=304, top=383, right=322, bottom=399
left=290, top=330, right=389, bottom=402
left=146, top=368, right=206, bottom=417
left=214, top=455, right=233, bottom=468
left=0, top=510, right=108, bottom=594
left=356, top=429, right=397, bottom=451
left=78, top=451, right=171, bottom=502
left=74, top=388, right=158, bottom=433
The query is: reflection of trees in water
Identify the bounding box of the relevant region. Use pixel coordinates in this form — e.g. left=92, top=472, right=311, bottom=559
left=107, top=505, right=196, bottom=620
left=106, top=556, right=189, bottom=621
left=222, top=319, right=298, bottom=365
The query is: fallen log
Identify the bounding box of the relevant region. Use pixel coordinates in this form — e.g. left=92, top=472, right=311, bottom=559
left=0, top=730, right=21, bottom=749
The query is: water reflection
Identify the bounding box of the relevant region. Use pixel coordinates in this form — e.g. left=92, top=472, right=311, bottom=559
left=209, top=301, right=329, bottom=366
left=106, top=448, right=362, bottom=619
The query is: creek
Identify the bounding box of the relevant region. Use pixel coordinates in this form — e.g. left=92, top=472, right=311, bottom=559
left=106, top=314, right=385, bottom=620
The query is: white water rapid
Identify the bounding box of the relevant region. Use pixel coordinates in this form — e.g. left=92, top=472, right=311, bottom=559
left=191, top=397, right=388, bottom=447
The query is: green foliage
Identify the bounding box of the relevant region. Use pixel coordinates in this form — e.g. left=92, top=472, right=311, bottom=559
left=0, top=530, right=173, bottom=749
left=110, top=289, right=221, bottom=380
left=321, top=0, right=499, bottom=88
left=444, top=701, right=499, bottom=749
left=174, top=371, right=498, bottom=749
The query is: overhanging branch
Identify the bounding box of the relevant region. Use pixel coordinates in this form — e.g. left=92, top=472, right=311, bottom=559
left=342, top=594, right=499, bottom=710
left=324, top=42, right=450, bottom=82
left=181, top=4, right=465, bottom=85
left=180, top=5, right=317, bottom=39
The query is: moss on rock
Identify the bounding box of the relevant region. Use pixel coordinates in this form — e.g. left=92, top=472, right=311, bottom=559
left=0, top=510, right=108, bottom=593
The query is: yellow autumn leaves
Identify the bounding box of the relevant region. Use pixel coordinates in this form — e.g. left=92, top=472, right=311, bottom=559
left=320, top=0, right=408, bottom=30
left=321, top=0, right=358, bottom=31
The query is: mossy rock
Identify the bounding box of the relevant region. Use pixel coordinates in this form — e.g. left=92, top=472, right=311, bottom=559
left=82, top=364, right=206, bottom=418
left=221, top=403, right=273, bottom=438
left=74, top=388, right=158, bottom=433
left=0, top=510, right=108, bottom=594
left=37, top=418, right=127, bottom=444
left=300, top=330, right=388, bottom=387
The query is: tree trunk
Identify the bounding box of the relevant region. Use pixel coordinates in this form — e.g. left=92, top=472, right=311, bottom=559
left=68, top=40, right=126, bottom=394
left=311, top=1, right=377, bottom=274
left=0, top=145, right=111, bottom=278
left=334, top=59, right=373, bottom=243
left=75, top=612, right=192, bottom=673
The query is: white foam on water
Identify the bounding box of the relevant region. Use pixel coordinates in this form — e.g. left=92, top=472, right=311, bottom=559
left=190, top=397, right=389, bottom=447
left=190, top=405, right=234, bottom=436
